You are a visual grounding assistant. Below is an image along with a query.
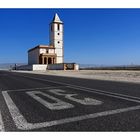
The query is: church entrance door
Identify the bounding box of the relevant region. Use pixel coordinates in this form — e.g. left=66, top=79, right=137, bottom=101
left=44, top=57, right=47, bottom=64
left=39, top=56, right=42, bottom=64
left=48, top=57, right=52, bottom=64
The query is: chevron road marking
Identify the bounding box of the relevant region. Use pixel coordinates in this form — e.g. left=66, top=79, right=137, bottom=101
left=2, top=89, right=140, bottom=130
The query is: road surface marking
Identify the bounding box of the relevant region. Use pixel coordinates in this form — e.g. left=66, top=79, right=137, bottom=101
left=5, top=86, right=65, bottom=92
left=13, top=75, right=140, bottom=104
left=0, top=111, right=5, bottom=132
left=2, top=90, right=140, bottom=130
left=67, top=86, right=140, bottom=104
left=49, top=89, right=103, bottom=105
left=19, top=75, right=140, bottom=102
left=26, top=91, right=74, bottom=110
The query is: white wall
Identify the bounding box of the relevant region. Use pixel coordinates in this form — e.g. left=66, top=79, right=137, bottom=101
left=54, top=31, right=63, bottom=40
left=74, top=64, right=79, bottom=70
left=49, top=49, right=55, bottom=54
left=40, top=48, right=46, bottom=54
left=17, top=64, right=48, bottom=71
left=32, top=64, right=48, bottom=71
left=54, top=40, right=63, bottom=48
left=55, top=48, right=63, bottom=56
left=56, top=57, right=63, bottom=63
left=28, top=49, right=39, bottom=65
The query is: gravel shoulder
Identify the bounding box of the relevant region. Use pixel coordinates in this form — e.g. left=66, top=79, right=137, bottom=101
left=13, top=70, right=140, bottom=84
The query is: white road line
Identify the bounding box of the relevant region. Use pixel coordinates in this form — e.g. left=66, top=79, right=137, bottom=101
left=2, top=91, right=29, bottom=130
left=2, top=90, right=140, bottom=130
left=66, top=86, right=140, bottom=103
left=0, top=111, right=5, bottom=132
left=77, top=86, right=140, bottom=101
left=5, top=86, right=65, bottom=92
left=19, top=75, right=140, bottom=103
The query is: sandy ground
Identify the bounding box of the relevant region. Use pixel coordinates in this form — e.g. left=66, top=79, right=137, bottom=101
left=14, top=70, right=140, bottom=84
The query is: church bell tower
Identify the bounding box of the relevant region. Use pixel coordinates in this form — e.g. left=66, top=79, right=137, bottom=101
left=49, top=13, right=64, bottom=63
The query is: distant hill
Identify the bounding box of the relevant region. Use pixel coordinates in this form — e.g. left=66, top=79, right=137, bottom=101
left=0, top=63, right=27, bottom=70
left=79, top=64, right=140, bottom=70
left=79, top=64, right=101, bottom=68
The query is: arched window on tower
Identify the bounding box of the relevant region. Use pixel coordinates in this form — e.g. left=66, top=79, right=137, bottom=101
left=57, top=24, right=60, bottom=31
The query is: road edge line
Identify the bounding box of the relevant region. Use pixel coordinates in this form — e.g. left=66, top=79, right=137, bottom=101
left=0, top=111, right=5, bottom=132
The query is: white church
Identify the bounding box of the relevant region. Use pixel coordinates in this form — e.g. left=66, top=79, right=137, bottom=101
left=17, top=13, right=79, bottom=71
left=28, top=13, right=64, bottom=65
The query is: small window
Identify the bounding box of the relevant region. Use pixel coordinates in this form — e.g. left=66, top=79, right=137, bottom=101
left=46, top=50, right=48, bottom=53
left=57, top=33, right=60, bottom=35
left=58, top=41, right=60, bottom=44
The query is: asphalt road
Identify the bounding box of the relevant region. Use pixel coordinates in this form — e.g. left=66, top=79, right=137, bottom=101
left=1, top=70, right=140, bottom=131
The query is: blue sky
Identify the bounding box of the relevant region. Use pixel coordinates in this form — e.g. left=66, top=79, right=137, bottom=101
left=0, top=9, right=140, bottom=65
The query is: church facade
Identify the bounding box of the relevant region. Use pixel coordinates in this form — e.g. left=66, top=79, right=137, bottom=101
left=28, top=13, right=64, bottom=65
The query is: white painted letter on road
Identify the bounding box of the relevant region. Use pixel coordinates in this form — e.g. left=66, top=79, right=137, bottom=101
left=49, top=89, right=103, bottom=105
left=26, top=91, right=74, bottom=110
